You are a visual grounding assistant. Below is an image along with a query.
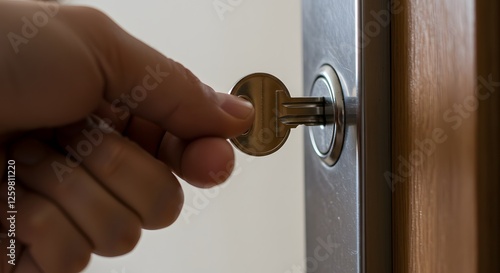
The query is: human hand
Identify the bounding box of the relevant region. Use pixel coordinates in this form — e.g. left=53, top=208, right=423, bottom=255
left=0, top=1, right=254, bottom=272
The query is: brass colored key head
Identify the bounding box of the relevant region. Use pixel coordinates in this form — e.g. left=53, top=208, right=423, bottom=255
left=229, top=73, right=290, bottom=156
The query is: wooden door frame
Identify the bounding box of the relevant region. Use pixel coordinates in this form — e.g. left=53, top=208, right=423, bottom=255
left=391, top=0, right=500, bottom=272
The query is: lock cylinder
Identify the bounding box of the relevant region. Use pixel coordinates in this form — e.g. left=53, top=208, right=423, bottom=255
left=308, top=65, right=345, bottom=166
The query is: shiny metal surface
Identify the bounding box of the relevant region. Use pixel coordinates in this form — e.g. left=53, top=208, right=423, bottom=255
left=309, top=65, right=345, bottom=166
left=310, top=78, right=334, bottom=155
left=230, top=73, right=329, bottom=156
left=303, top=0, right=392, bottom=272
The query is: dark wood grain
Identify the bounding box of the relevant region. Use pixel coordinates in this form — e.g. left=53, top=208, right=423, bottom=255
left=391, top=0, right=480, bottom=272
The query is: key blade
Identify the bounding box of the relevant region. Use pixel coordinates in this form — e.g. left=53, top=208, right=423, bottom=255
left=276, top=90, right=326, bottom=134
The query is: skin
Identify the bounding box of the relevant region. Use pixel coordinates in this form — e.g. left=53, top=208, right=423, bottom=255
left=0, top=1, right=254, bottom=272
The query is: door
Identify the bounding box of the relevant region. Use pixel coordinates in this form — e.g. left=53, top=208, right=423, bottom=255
left=303, top=0, right=500, bottom=272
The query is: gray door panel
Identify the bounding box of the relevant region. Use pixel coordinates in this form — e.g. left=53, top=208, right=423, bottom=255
left=303, top=0, right=392, bottom=272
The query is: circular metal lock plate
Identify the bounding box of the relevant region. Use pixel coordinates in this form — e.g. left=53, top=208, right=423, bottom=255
left=308, top=65, right=345, bottom=166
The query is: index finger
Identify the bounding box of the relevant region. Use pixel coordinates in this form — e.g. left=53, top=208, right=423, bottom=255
left=0, top=2, right=254, bottom=139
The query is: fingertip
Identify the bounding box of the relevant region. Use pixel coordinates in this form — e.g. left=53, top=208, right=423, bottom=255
left=180, top=138, right=235, bottom=188
left=142, top=177, right=185, bottom=230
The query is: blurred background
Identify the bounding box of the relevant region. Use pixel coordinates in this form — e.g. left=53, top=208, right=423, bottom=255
left=68, top=1, right=305, bottom=272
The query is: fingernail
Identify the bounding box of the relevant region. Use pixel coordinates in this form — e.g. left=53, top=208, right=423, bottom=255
left=217, top=93, right=254, bottom=120
left=11, top=139, right=46, bottom=165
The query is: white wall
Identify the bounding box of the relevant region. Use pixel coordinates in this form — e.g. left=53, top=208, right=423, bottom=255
left=70, top=1, right=305, bottom=273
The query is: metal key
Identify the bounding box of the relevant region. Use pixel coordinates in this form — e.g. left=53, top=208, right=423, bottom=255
left=230, top=72, right=340, bottom=156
